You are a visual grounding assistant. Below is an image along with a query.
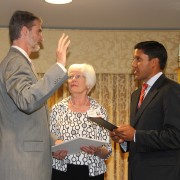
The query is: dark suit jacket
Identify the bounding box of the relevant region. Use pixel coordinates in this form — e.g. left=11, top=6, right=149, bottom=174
left=128, top=74, right=180, bottom=180
left=0, top=47, right=68, bottom=180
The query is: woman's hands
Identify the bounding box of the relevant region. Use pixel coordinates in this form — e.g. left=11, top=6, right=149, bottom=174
left=52, top=140, right=68, bottom=160
left=81, top=145, right=109, bottom=159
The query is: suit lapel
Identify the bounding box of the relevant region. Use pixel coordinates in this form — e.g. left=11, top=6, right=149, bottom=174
left=30, top=62, right=39, bottom=80
left=10, top=47, right=39, bottom=80
left=133, top=89, right=158, bottom=126
left=131, top=74, right=166, bottom=127
left=131, top=89, right=140, bottom=121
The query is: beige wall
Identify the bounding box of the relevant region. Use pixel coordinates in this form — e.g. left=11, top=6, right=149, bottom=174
left=1, top=28, right=180, bottom=180
left=0, top=28, right=180, bottom=74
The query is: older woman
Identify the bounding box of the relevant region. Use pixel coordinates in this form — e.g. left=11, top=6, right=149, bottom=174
left=50, top=63, right=112, bottom=180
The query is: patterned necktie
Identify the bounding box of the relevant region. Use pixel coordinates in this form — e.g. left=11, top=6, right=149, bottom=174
left=138, top=83, right=148, bottom=108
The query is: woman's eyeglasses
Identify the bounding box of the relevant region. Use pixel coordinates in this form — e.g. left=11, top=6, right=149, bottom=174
left=68, top=75, right=84, bottom=80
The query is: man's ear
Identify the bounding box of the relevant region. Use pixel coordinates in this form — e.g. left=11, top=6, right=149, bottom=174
left=151, top=57, right=160, bottom=70
left=21, top=26, right=29, bottom=38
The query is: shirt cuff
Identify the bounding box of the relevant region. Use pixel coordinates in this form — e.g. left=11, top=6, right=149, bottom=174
left=56, top=63, right=67, bottom=73
left=133, top=130, right=136, bottom=142
left=120, top=141, right=127, bottom=152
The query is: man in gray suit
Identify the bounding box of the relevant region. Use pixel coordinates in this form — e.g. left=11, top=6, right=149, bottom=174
left=0, top=10, right=70, bottom=180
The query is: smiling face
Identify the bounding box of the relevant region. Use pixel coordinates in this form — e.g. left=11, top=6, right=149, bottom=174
left=68, top=69, right=89, bottom=95
left=132, top=49, right=159, bottom=82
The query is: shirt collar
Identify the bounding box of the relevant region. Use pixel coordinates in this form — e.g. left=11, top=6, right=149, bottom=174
left=146, top=72, right=163, bottom=87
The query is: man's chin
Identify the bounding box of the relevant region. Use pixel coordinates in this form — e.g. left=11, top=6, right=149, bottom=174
left=134, top=75, right=141, bottom=81
left=32, top=45, right=41, bottom=52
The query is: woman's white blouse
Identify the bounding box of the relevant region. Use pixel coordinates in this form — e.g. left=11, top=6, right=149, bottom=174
left=50, top=96, right=112, bottom=176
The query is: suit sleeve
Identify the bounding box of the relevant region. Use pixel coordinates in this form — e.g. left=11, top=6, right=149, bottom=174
left=4, top=58, right=68, bottom=114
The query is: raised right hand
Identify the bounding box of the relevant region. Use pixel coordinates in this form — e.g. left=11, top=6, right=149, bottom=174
left=56, top=33, right=70, bottom=67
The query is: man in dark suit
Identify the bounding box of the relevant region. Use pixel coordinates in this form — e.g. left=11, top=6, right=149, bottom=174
left=110, top=41, right=180, bottom=180
left=0, top=11, right=70, bottom=180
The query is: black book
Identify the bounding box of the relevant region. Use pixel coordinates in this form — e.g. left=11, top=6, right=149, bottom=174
left=88, top=117, right=117, bottom=131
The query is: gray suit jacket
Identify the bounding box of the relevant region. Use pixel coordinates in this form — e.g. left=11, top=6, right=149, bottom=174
left=0, top=47, right=68, bottom=180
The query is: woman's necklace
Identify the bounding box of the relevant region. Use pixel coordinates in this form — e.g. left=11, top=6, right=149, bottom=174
left=70, top=97, right=89, bottom=109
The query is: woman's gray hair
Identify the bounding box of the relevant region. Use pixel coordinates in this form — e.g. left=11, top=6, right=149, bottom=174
left=68, top=63, right=96, bottom=94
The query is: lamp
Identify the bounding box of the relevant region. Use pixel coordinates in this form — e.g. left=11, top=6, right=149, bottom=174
left=45, top=0, right=72, bottom=4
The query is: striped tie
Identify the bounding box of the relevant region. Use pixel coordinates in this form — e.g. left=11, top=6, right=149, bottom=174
left=138, top=83, right=148, bottom=108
